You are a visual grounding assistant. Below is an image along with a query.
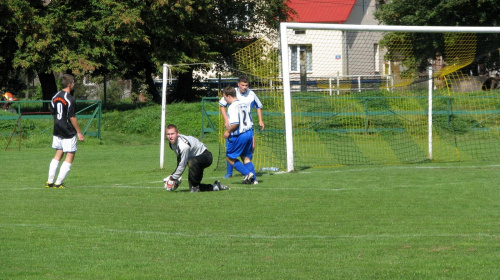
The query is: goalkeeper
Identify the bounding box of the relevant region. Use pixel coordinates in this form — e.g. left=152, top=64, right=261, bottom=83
left=165, top=124, right=228, bottom=193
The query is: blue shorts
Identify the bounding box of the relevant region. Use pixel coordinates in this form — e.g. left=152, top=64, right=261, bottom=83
left=226, top=130, right=253, bottom=160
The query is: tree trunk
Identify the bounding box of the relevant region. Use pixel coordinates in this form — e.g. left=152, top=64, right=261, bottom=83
left=38, top=72, right=57, bottom=111
left=145, top=65, right=161, bottom=103
left=300, top=49, right=307, bottom=92
left=175, top=68, right=194, bottom=102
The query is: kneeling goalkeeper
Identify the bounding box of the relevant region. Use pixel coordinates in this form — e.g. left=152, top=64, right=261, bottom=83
left=164, top=124, right=229, bottom=193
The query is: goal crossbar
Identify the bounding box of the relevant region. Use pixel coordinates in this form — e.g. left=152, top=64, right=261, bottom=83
left=281, top=23, right=500, bottom=33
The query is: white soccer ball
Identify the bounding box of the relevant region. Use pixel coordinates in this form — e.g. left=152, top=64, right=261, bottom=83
left=163, top=176, right=181, bottom=191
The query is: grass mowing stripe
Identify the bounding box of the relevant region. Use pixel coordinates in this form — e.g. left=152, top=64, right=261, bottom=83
left=3, top=223, right=498, bottom=240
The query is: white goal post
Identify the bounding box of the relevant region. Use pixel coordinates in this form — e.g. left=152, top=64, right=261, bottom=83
left=280, top=22, right=500, bottom=172
left=160, top=63, right=169, bottom=169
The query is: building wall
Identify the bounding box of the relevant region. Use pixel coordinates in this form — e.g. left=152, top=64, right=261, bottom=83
left=346, top=0, right=380, bottom=25
left=284, top=0, right=386, bottom=81
left=286, top=29, right=344, bottom=80
left=344, top=0, right=386, bottom=76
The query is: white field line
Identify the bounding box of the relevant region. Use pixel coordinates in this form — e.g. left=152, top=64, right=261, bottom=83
left=2, top=164, right=498, bottom=191
left=298, top=164, right=500, bottom=174
left=2, top=223, right=499, bottom=240
left=0, top=180, right=483, bottom=191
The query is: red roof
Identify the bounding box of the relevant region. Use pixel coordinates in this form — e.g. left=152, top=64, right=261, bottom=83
left=288, top=0, right=356, bottom=23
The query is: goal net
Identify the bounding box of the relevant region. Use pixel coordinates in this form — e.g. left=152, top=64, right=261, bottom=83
left=212, top=37, right=287, bottom=173
left=213, top=24, right=500, bottom=172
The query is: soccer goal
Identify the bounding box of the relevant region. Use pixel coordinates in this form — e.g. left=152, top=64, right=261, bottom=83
left=169, top=24, right=500, bottom=173
left=278, top=23, right=500, bottom=171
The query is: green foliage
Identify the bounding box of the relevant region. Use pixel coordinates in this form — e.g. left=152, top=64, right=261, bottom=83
left=26, top=85, right=43, bottom=100
left=103, top=102, right=202, bottom=138
left=1, top=0, right=292, bottom=103
left=0, top=101, right=205, bottom=148
left=375, top=0, right=500, bottom=71
left=375, top=0, right=500, bottom=26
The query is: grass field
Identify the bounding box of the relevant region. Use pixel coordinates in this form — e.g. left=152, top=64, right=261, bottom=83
left=1, top=143, right=499, bottom=279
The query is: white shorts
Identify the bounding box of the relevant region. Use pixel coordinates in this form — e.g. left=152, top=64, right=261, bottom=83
left=52, top=136, right=78, bottom=153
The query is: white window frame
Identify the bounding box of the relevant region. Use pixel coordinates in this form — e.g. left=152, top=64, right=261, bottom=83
left=289, top=45, right=312, bottom=73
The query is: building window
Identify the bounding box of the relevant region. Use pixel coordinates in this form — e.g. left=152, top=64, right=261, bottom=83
left=294, top=30, right=306, bottom=35
left=290, top=45, right=312, bottom=72
left=374, top=43, right=380, bottom=74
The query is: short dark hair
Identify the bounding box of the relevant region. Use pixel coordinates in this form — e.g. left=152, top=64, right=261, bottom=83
left=223, top=86, right=236, bottom=97
left=61, top=74, right=75, bottom=88
left=166, top=124, right=178, bottom=132
left=238, top=75, right=250, bottom=84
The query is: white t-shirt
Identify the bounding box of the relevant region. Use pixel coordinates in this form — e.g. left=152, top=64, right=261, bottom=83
left=227, top=99, right=253, bottom=136
left=219, top=88, right=263, bottom=110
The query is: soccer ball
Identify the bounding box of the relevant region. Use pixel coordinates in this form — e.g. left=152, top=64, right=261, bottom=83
left=163, top=175, right=181, bottom=191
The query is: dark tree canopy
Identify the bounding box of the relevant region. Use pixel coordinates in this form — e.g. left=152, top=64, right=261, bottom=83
left=0, top=0, right=292, bottom=103
left=374, top=0, right=500, bottom=72
left=375, top=0, right=500, bottom=27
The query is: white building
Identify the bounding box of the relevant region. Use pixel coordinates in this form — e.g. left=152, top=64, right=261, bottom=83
left=285, top=0, right=386, bottom=85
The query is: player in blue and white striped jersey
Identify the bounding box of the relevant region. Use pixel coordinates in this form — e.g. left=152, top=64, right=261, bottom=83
left=219, top=75, right=264, bottom=182
left=222, top=86, right=256, bottom=184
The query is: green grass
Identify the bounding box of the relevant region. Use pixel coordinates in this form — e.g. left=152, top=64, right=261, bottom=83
left=1, top=100, right=499, bottom=278
left=0, top=102, right=217, bottom=148
left=1, top=144, right=499, bottom=279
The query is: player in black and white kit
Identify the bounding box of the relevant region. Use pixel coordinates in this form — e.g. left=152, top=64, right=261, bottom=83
left=165, top=124, right=229, bottom=193
left=45, top=74, right=84, bottom=188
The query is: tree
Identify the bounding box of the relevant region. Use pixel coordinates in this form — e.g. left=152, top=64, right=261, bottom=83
left=142, top=0, right=293, bottom=102
left=7, top=0, right=147, bottom=104
left=0, top=1, right=26, bottom=94
left=375, top=0, right=500, bottom=27
left=374, top=0, right=500, bottom=71
left=2, top=0, right=292, bottom=104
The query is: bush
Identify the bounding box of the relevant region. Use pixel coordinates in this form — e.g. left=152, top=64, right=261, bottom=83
left=0, top=101, right=211, bottom=148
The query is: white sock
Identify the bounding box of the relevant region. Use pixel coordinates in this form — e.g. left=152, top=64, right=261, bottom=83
left=47, top=159, right=60, bottom=183
left=55, top=161, right=72, bottom=185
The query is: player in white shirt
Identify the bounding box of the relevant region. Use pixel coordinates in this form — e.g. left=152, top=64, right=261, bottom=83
left=222, top=87, right=256, bottom=184
left=166, top=124, right=229, bottom=192
left=219, top=75, right=264, bottom=182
